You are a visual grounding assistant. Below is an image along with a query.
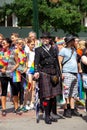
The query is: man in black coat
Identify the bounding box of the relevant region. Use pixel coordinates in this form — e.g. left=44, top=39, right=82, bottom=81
left=34, top=32, right=62, bottom=124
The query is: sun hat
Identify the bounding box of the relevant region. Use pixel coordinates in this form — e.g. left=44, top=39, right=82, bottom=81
left=64, top=34, right=75, bottom=44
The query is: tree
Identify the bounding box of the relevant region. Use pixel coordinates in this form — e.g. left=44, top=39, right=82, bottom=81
left=0, top=0, right=87, bottom=35
left=38, top=0, right=82, bottom=35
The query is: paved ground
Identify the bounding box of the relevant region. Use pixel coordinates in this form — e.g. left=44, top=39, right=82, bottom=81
left=0, top=101, right=87, bottom=130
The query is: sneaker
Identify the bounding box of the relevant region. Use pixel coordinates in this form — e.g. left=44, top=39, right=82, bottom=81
left=14, top=108, right=22, bottom=115
left=2, top=110, right=6, bottom=116
left=29, top=103, right=34, bottom=110
left=20, top=106, right=28, bottom=112
left=25, top=105, right=31, bottom=110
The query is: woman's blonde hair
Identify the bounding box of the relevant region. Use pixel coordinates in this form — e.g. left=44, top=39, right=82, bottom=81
left=78, top=40, right=86, bottom=50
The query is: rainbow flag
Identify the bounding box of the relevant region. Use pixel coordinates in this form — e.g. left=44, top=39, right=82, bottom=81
left=23, top=81, right=31, bottom=90
left=78, top=73, right=85, bottom=99
left=29, top=62, right=35, bottom=74
left=12, top=70, right=21, bottom=82
left=0, top=59, right=8, bottom=69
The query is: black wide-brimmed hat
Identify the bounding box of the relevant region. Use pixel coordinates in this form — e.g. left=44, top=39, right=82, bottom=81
left=40, top=32, right=51, bottom=38
left=64, top=34, right=75, bottom=44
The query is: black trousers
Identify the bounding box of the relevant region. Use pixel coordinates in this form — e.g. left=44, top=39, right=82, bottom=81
left=1, top=77, right=19, bottom=96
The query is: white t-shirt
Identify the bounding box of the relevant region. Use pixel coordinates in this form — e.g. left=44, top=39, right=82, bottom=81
left=24, top=44, right=29, bottom=53
left=27, top=50, right=35, bottom=68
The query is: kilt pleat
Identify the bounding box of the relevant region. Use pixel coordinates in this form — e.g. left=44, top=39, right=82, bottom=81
left=38, top=72, right=62, bottom=98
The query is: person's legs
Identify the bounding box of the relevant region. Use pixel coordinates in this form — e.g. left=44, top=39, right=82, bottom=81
left=27, top=74, right=35, bottom=109
left=10, top=79, right=19, bottom=110
left=19, top=74, right=25, bottom=108
left=49, top=97, right=58, bottom=121
left=63, top=73, right=72, bottom=118
left=1, top=77, right=8, bottom=116
left=51, top=97, right=57, bottom=115
left=70, top=74, right=82, bottom=116
left=63, top=97, right=72, bottom=118
left=43, top=98, right=51, bottom=124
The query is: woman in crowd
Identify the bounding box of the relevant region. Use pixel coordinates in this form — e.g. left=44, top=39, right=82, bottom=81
left=15, top=38, right=28, bottom=112
left=1, top=38, right=21, bottom=116
left=81, top=41, right=87, bottom=114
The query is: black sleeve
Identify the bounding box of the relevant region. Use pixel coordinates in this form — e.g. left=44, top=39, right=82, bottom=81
left=77, top=54, right=81, bottom=63
left=34, top=47, right=41, bottom=72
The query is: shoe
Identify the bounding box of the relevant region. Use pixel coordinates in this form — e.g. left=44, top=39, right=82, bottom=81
left=20, top=106, right=28, bottom=112
left=71, top=108, right=82, bottom=117
left=25, top=104, right=34, bottom=110
left=25, top=105, right=31, bottom=110
left=51, top=113, right=62, bottom=119
left=29, top=104, right=35, bottom=110
left=63, top=109, right=72, bottom=118
left=14, top=108, right=22, bottom=115
left=45, top=116, right=52, bottom=124
left=2, top=110, right=6, bottom=116
left=50, top=116, right=58, bottom=122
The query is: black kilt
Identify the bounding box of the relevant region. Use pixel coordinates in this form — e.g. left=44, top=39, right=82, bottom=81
left=38, top=71, right=62, bottom=99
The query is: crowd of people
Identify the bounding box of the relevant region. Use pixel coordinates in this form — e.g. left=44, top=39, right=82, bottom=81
left=0, top=31, right=87, bottom=125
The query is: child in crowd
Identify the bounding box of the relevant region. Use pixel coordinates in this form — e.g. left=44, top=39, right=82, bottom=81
left=25, top=38, right=35, bottom=110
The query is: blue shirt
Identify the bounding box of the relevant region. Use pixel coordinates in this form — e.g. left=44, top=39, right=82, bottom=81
left=58, top=47, right=78, bottom=73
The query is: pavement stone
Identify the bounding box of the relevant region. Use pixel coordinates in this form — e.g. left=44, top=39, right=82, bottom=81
left=0, top=101, right=87, bottom=130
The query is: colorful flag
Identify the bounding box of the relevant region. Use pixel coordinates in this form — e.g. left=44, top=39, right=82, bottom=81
left=29, top=62, right=35, bottom=74
left=0, top=59, right=8, bottom=69
left=23, top=81, right=31, bottom=90
left=78, top=73, right=85, bottom=100
left=12, top=70, right=21, bottom=82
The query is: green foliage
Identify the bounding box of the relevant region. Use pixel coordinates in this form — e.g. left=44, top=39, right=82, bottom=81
left=39, top=1, right=82, bottom=34
left=0, top=0, right=87, bottom=35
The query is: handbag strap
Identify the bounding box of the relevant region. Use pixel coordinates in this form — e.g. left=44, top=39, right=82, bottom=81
left=42, top=45, right=52, bottom=57
left=42, top=45, right=62, bottom=77
left=62, top=48, right=74, bottom=66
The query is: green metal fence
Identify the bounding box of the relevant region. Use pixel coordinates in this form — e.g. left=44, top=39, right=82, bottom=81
left=0, top=26, right=87, bottom=40
left=0, top=27, right=33, bottom=38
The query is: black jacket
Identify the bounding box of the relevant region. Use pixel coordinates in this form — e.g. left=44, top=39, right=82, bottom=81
left=34, top=45, right=60, bottom=74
